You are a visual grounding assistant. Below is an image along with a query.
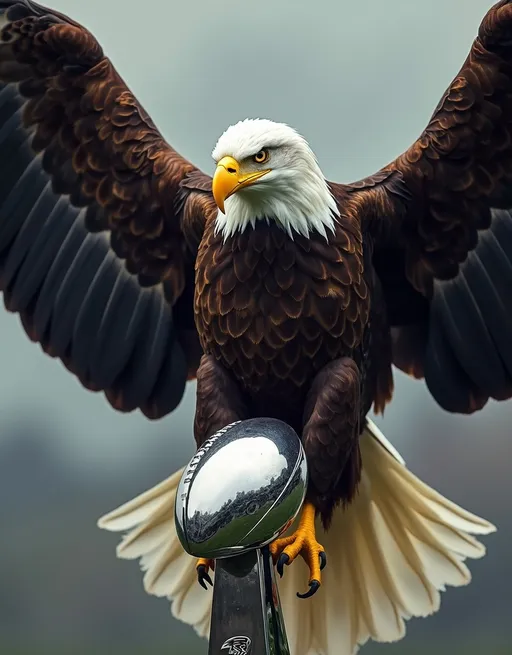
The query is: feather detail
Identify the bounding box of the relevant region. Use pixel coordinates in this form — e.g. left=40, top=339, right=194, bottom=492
left=97, top=418, right=495, bottom=654
left=98, top=467, right=213, bottom=633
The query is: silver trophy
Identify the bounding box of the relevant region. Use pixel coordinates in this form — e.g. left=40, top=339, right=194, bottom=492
left=175, top=418, right=308, bottom=655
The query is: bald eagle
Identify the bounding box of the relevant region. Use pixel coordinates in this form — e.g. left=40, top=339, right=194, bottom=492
left=0, top=0, right=507, bottom=652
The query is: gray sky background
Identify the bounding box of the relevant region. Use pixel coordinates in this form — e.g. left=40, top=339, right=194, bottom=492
left=1, top=0, right=510, bottom=473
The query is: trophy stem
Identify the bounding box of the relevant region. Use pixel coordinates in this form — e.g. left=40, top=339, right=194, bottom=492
left=208, top=546, right=290, bottom=655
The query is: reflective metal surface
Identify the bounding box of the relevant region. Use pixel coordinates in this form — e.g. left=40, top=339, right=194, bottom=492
left=175, top=418, right=306, bottom=655
left=175, top=417, right=308, bottom=559
left=209, top=547, right=290, bottom=655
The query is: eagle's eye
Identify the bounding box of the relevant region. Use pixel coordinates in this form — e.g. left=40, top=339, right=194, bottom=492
left=253, top=149, right=269, bottom=164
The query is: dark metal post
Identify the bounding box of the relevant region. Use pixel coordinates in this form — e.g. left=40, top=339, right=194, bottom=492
left=208, top=547, right=290, bottom=655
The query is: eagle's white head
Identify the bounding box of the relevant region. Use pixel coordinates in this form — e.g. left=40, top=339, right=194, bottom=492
left=211, top=118, right=339, bottom=240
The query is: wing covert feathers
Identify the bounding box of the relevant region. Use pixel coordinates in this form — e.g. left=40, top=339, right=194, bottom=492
left=98, top=419, right=495, bottom=655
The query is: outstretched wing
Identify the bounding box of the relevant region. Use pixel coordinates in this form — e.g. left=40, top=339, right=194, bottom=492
left=340, top=0, right=512, bottom=414
left=0, top=0, right=216, bottom=418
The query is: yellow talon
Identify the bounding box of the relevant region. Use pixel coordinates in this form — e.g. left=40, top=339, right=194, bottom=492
left=269, top=501, right=326, bottom=599
left=196, top=557, right=215, bottom=590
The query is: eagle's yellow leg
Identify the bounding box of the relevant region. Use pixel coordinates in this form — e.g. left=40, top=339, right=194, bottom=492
left=196, top=558, right=215, bottom=590
left=269, top=501, right=326, bottom=599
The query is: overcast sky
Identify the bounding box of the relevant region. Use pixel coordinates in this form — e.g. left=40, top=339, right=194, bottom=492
left=1, top=0, right=510, bottom=472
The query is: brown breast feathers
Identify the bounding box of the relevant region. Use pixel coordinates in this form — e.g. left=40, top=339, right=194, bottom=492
left=194, top=217, right=370, bottom=402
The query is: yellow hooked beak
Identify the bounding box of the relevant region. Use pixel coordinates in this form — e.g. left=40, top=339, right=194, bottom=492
left=212, top=156, right=271, bottom=214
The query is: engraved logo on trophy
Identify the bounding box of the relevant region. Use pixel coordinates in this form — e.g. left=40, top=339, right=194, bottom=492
left=221, top=635, right=252, bottom=654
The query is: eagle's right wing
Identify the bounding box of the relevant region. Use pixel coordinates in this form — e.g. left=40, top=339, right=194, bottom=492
left=0, top=0, right=217, bottom=419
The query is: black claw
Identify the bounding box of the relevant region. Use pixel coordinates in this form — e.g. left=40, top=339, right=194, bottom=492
left=297, top=579, right=321, bottom=599
left=277, top=553, right=290, bottom=578
left=319, top=551, right=327, bottom=571
left=197, top=565, right=213, bottom=590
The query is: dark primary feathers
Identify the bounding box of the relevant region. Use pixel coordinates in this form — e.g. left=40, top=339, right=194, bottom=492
left=2, top=0, right=512, bottom=422
left=0, top=0, right=216, bottom=418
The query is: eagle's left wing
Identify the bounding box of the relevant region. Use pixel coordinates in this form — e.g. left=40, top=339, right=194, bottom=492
left=337, top=0, right=512, bottom=414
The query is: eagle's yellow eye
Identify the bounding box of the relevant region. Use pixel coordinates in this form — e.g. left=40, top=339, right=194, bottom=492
left=253, top=149, right=269, bottom=164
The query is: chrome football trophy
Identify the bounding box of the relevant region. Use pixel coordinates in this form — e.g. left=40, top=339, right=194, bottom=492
left=175, top=418, right=308, bottom=655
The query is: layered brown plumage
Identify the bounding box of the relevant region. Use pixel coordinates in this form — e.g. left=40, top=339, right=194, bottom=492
left=2, top=1, right=512, bottom=520
left=194, top=216, right=369, bottom=398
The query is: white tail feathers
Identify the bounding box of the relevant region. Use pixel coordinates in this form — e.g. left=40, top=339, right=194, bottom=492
left=98, top=420, right=496, bottom=654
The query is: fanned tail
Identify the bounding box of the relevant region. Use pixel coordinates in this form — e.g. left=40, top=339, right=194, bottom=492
left=97, top=468, right=212, bottom=638
left=98, top=419, right=496, bottom=654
